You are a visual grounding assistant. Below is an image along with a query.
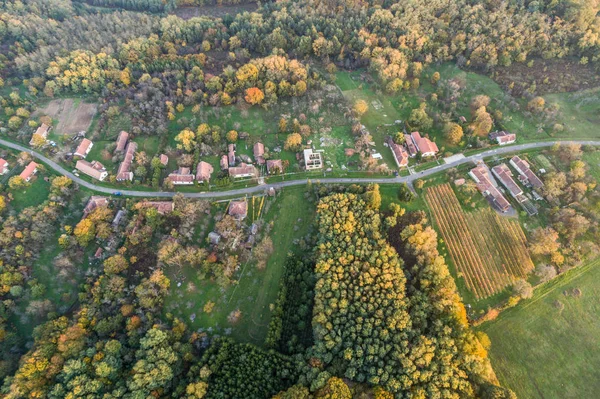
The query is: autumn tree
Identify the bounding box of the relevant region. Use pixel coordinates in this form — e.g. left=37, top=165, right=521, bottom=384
left=353, top=99, right=368, bottom=116
left=284, top=133, right=303, bottom=151
left=244, top=87, right=265, bottom=105
left=445, top=123, right=464, bottom=144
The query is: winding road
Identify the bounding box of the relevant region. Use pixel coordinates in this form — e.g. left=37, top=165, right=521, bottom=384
left=2, top=138, right=599, bottom=198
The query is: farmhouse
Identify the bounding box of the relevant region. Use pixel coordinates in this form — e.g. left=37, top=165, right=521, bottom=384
left=303, top=148, right=323, bottom=170
left=76, top=160, right=108, bottom=181
left=220, top=155, right=229, bottom=170
left=410, top=132, right=438, bottom=157
left=387, top=137, right=409, bottom=167
left=115, top=131, right=129, bottom=153
left=168, top=167, right=194, bottom=185
left=116, top=142, right=137, bottom=181
left=20, top=161, right=39, bottom=182
left=83, top=196, right=108, bottom=216
left=489, top=131, right=516, bottom=145
left=253, top=142, right=265, bottom=165
left=469, top=163, right=510, bottom=212
left=229, top=162, right=257, bottom=179
left=266, top=159, right=283, bottom=174
left=228, top=200, right=248, bottom=220
left=196, top=161, right=214, bottom=183
left=404, top=133, right=418, bottom=157
left=492, top=164, right=526, bottom=202
left=510, top=156, right=544, bottom=189
left=228, top=144, right=236, bottom=166
left=74, top=138, right=93, bottom=158
left=159, top=154, right=169, bottom=166
left=29, top=123, right=50, bottom=145
left=0, top=158, right=8, bottom=175
left=137, top=201, right=174, bottom=214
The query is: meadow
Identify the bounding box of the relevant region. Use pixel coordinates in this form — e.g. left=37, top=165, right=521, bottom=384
left=480, top=256, right=600, bottom=399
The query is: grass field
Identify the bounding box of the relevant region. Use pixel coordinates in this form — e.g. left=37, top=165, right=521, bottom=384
left=424, top=184, right=534, bottom=300
left=480, top=257, right=600, bottom=399
left=545, top=88, right=600, bottom=140
left=162, top=186, right=315, bottom=346
left=10, top=174, right=50, bottom=212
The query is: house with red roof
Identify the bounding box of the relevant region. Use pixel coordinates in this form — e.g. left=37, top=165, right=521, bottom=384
left=410, top=132, right=438, bottom=157
left=253, top=142, right=265, bottom=165
left=20, top=161, right=39, bottom=182
left=168, top=167, right=194, bottom=185
left=387, top=137, right=409, bottom=167
left=74, top=138, right=93, bottom=158
left=228, top=200, right=248, bottom=220
left=196, top=161, right=214, bottom=183
left=0, top=158, right=8, bottom=175
left=266, top=159, right=283, bottom=174
left=469, top=163, right=510, bottom=213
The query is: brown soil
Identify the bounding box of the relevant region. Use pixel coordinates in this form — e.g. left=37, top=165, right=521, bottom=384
left=37, top=99, right=98, bottom=135
left=492, top=58, right=600, bottom=96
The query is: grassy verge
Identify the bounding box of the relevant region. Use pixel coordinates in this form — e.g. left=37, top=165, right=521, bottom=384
left=479, top=257, right=600, bottom=399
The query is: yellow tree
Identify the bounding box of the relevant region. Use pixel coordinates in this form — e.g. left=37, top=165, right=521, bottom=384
left=244, top=87, right=265, bottom=105
left=284, top=133, right=303, bottom=151
left=445, top=123, right=464, bottom=145
left=353, top=100, right=369, bottom=116
left=175, top=129, right=196, bottom=152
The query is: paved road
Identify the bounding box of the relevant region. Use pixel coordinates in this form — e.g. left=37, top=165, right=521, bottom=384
left=2, top=138, right=600, bottom=198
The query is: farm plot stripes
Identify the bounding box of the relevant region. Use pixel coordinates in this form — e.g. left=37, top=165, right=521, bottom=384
left=425, top=184, right=534, bottom=299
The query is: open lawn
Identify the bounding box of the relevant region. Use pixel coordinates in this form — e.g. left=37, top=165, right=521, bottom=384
left=163, top=186, right=315, bottom=346
left=10, top=174, right=50, bottom=212
left=480, top=257, right=600, bottom=399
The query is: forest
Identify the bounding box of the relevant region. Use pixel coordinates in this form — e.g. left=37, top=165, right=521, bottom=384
left=0, top=0, right=599, bottom=397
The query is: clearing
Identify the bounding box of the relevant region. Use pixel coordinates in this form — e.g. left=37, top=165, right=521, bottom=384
left=480, top=257, right=600, bottom=399
left=424, top=184, right=534, bottom=301
left=37, top=98, right=98, bottom=136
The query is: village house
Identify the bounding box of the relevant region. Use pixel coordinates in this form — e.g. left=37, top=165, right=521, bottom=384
left=387, top=137, right=409, bottom=168
left=510, top=156, right=544, bottom=189
left=76, top=160, right=108, bottom=181
left=410, top=132, right=439, bottom=157
left=29, top=123, right=50, bottom=145
left=469, top=163, right=511, bottom=212
left=489, top=131, right=516, bottom=145
left=404, top=133, right=418, bottom=157
left=137, top=201, right=175, bottom=214
left=229, top=162, right=257, bottom=179
left=220, top=155, right=229, bottom=170
left=115, top=131, right=129, bottom=153
left=266, top=159, right=283, bottom=174
left=253, top=142, right=265, bottom=165
left=196, top=161, right=214, bottom=183
left=228, top=144, right=236, bottom=166
left=0, top=158, right=8, bottom=175
left=116, top=142, right=137, bottom=181
left=159, top=154, right=169, bottom=166
left=83, top=196, right=108, bottom=216
left=303, top=148, right=323, bottom=170
left=19, top=161, right=39, bottom=182
left=74, top=138, right=93, bottom=158
left=112, top=209, right=126, bottom=228
left=492, top=164, right=526, bottom=202
left=168, top=167, right=195, bottom=185
left=228, top=200, right=248, bottom=220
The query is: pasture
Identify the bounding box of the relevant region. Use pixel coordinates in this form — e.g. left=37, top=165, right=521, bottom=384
left=480, top=256, right=600, bottom=399
left=424, top=184, right=534, bottom=300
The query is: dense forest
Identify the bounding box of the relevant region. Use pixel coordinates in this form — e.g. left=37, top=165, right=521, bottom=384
left=0, top=0, right=599, bottom=396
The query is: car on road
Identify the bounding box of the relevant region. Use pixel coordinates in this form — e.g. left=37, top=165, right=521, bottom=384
left=113, top=192, right=122, bottom=196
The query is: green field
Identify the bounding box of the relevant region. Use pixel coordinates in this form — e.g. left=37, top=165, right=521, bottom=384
left=480, top=257, right=600, bottom=399
left=10, top=173, right=50, bottom=211
left=162, top=185, right=315, bottom=346
left=545, top=88, right=600, bottom=139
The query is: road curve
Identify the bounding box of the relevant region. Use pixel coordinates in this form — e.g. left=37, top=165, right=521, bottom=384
left=2, top=138, right=600, bottom=199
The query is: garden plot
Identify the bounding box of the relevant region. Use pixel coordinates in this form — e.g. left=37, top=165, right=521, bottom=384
left=37, top=98, right=97, bottom=135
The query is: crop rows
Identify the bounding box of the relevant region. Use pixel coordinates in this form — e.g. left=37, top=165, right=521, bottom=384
left=425, top=184, right=534, bottom=299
